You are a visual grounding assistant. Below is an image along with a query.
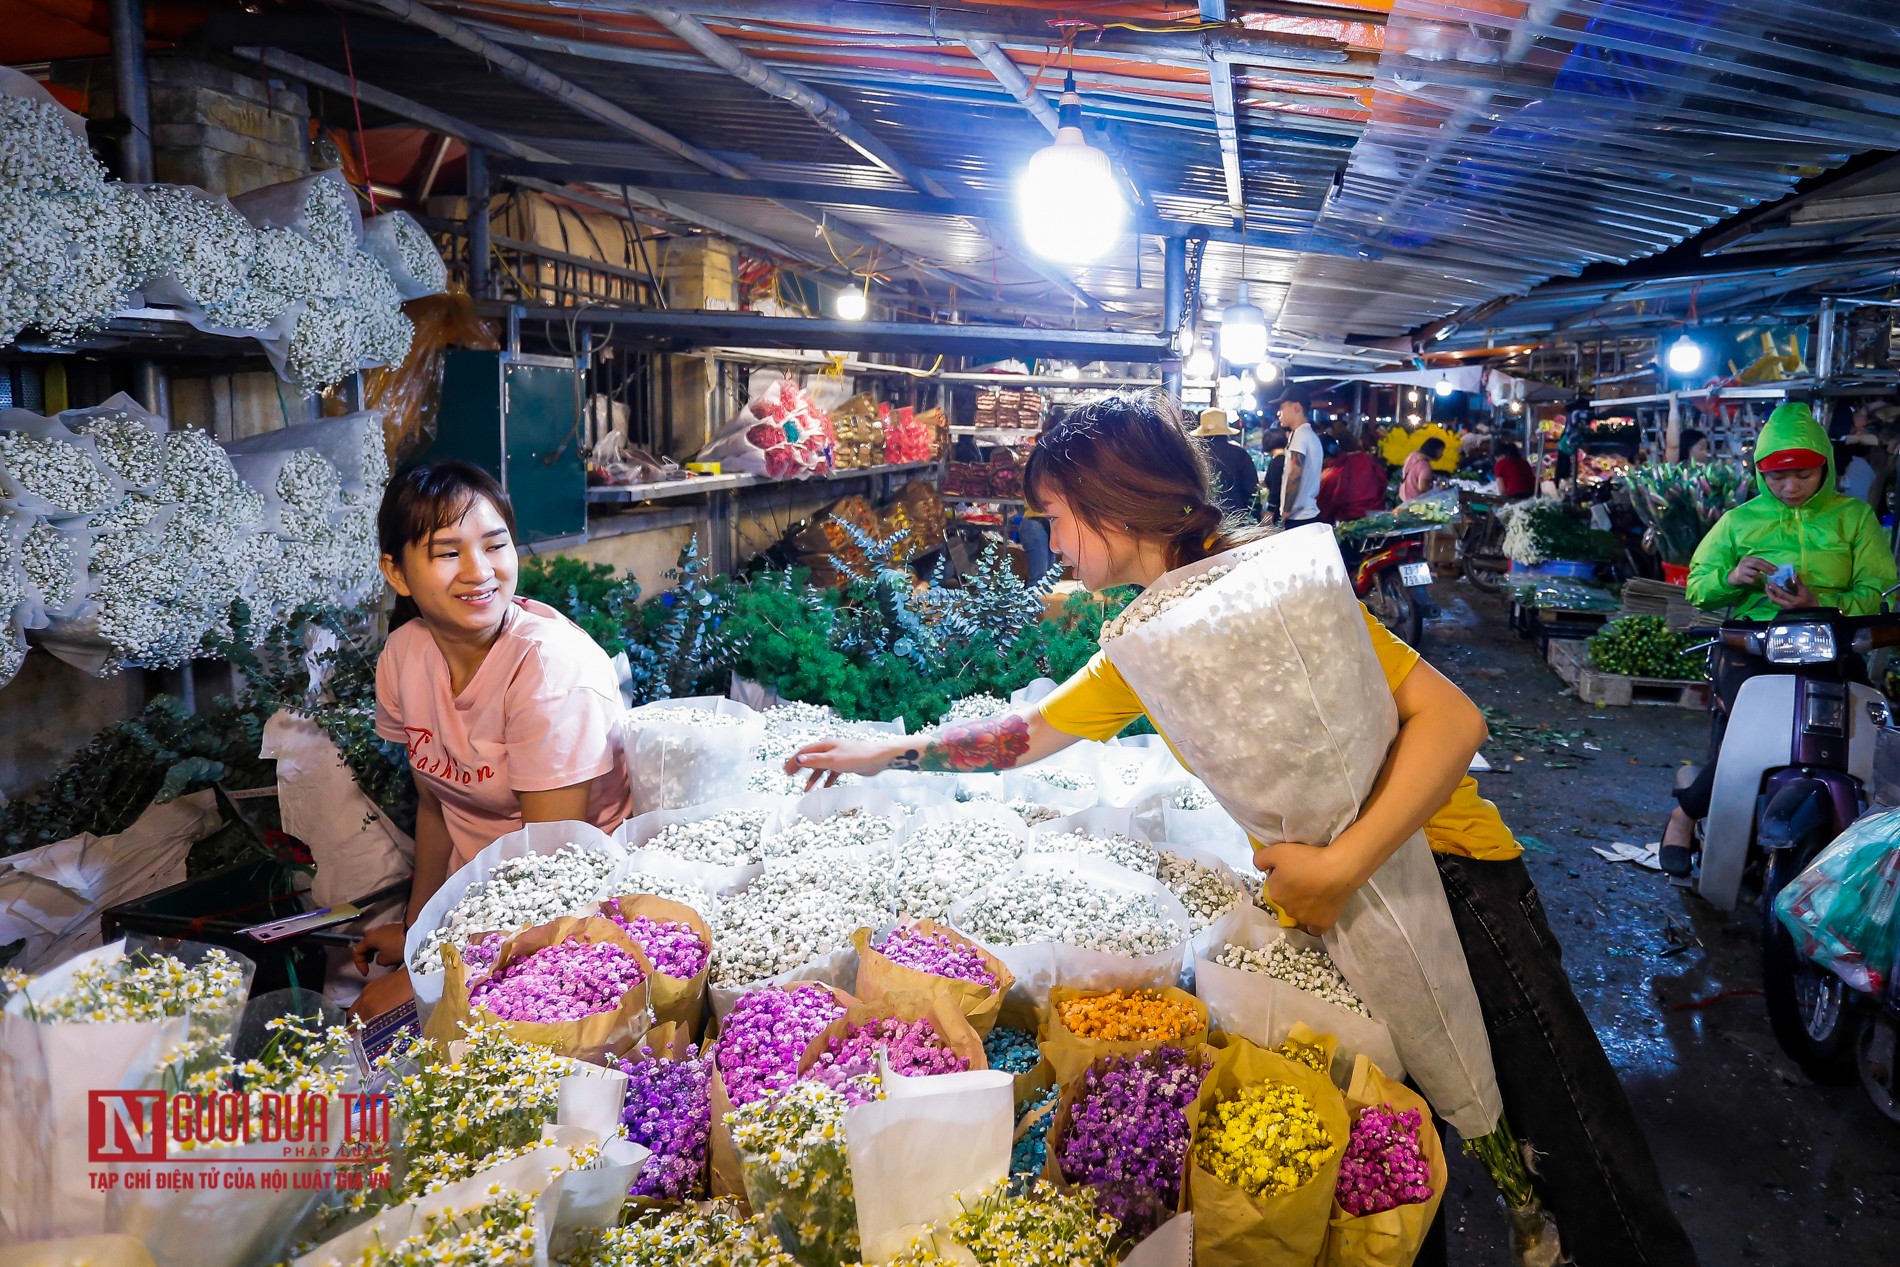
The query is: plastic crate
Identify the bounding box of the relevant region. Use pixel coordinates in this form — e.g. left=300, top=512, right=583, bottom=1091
left=101, top=860, right=400, bottom=997
left=1509, top=559, right=1599, bottom=579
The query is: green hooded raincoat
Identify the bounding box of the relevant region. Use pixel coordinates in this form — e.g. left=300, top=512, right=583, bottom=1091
left=1687, top=403, right=1897, bottom=621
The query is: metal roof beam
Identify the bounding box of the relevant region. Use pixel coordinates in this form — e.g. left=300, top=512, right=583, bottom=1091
left=493, top=304, right=1173, bottom=359
left=559, top=0, right=1350, bottom=69
left=482, top=158, right=1343, bottom=250
left=357, top=0, right=750, bottom=178
left=631, top=3, right=949, bottom=198
left=508, top=176, right=817, bottom=262
left=1207, top=58, right=1244, bottom=214
left=230, top=45, right=558, bottom=164
left=963, top=38, right=1150, bottom=215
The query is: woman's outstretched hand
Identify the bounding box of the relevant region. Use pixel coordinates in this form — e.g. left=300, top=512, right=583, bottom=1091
left=1254, top=841, right=1362, bottom=935
left=784, top=738, right=899, bottom=791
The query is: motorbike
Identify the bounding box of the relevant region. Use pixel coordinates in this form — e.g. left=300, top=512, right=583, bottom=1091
left=1457, top=490, right=1512, bottom=593
left=1684, top=607, right=1900, bottom=1081
left=1346, top=526, right=1436, bottom=646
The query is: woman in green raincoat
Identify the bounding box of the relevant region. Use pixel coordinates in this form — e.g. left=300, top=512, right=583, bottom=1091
left=1661, top=402, right=1898, bottom=867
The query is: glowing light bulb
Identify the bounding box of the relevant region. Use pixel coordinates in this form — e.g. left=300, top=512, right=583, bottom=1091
left=1018, top=73, right=1126, bottom=263
left=1667, top=334, right=1702, bottom=375
left=1218, top=282, right=1268, bottom=368
left=1184, top=345, right=1216, bottom=380
left=1434, top=375, right=1454, bottom=398
left=835, top=287, right=867, bottom=320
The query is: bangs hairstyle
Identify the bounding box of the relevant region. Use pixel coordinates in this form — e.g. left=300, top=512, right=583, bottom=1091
left=1024, top=389, right=1265, bottom=570
left=377, top=461, right=517, bottom=561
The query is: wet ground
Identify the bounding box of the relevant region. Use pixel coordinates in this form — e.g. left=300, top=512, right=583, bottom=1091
left=1421, top=583, right=1900, bottom=1267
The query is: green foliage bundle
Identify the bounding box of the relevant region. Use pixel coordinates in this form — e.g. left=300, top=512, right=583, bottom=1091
left=1587, top=615, right=1705, bottom=680
left=1623, top=461, right=1753, bottom=565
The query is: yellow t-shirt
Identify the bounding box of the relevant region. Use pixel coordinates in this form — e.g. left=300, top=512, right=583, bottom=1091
left=1038, top=608, right=1521, bottom=862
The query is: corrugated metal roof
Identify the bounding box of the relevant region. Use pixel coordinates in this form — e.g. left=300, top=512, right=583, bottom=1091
left=1278, top=0, right=1900, bottom=341
left=191, top=0, right=1900, bottom=355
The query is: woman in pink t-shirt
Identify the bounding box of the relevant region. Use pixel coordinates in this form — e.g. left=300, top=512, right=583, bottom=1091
left=353, top=462, right=633, bottom=972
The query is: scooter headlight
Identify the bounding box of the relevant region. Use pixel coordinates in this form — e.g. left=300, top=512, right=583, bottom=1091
left=1767, top=623, right=1836, bottom=664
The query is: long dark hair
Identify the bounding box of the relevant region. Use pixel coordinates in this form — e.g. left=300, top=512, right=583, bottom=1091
left=1023, top=390, right=1266, bottom=570
left=377, top=461, right=517, bottom=624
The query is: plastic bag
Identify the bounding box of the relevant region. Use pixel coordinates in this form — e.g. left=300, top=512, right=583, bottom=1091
left=360, top=211, right=448, bottom=300
left=0, top=409, right=129, bottom=521
left=625, top=696, right=768, bottom=812
left=0, top=790, right=220, bottom=976
left=261, top=711, right=414, bottom=911
left=1183, top=1036, right=1350, bottom=1267
left=225, top=412, right=389, bottom=505
left=0, top=938, right=255, bottom=1243
left=1323, top=1054, right=1447, bottom=1267
left=230, top=170, right=362, bottom=259
left=356, top=291, right=500, bottom=464
left=946, top=854, right=1193, bottom=1011
left=403, top=820, right=625, bottom=1025
left=59, top=394, right=168, bottom=492
left=1103, top=528, right=1501, bottom=1138
left=1774, top=805, right=1900, bottom=993
left=695, top=376, right=835, bottom=479
left=105, top=991, right=361, bottom=1267
left=425, top=915, right=654, bottom=1064
left=1195, top=902, right=1405, bottom=1089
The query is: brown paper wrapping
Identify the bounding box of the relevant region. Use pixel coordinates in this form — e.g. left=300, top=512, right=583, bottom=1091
left=1185, top=1036, right=1351, bottom=1267
left=423, top=915, right=653, bottom=1065
left=850, top=921, right=1014, bottom=1036
left=1322, top=1055, right=1447, bottom=1267
left=1042, top=1043, right=1211, bottom=1240
left=601, top=894, right=714, bottom=1039
left=705, top=982, right=859, bottom=1204
left=793, top=991, right=987, bottom=1084
left=1040, top=987, right=1210, bottom=1085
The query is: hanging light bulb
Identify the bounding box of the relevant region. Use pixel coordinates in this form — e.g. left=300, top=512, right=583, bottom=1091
left=1666, top=333, right=1703, bottom=375
left=1059, top=362, right=1080, bottom=381
left=1217, top=374, right=1242, bottom=404
left=835, top=285, right=867, bottom=321
left=1183, top=344, right=1217, bottom=381
left=1257, top=359, right=1282, bottom=384
left=1218, top=282, right=1269, bottom=368
left=1509, top=398, right=1523, bottom=414
left=1018, top=71, right=1126, bottom=263
left=1238, top=370, right=1258, bottom=395
left=1434, top=374, right=1455, bottom=398
left=1407, top=388, right=1420, bottom=405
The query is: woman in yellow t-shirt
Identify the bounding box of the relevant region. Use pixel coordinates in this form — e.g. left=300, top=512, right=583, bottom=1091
left=789, top=392, right=1696, bottom=1267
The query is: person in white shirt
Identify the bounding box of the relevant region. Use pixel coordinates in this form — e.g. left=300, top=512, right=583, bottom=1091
left=1277, top=385, right=1326, bottom=528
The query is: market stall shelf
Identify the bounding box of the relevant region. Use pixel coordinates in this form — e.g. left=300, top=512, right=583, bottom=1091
left=1546, top=638, right=1710, bottom=710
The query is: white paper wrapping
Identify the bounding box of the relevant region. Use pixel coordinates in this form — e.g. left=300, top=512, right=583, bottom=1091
left=1102, top=527, right=1501, bottom=1137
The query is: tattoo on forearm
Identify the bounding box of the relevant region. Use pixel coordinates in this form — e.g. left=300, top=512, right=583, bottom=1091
left=886, top=714, right=1032, bottom=773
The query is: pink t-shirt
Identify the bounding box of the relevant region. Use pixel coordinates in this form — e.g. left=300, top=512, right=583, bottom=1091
left=1400, top=450, right=1437, bottom=502
left=374, top=598, right=633, bottom=868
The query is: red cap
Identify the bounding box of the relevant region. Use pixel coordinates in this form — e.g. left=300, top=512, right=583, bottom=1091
left=1758, top=448, right=1826, bottom=472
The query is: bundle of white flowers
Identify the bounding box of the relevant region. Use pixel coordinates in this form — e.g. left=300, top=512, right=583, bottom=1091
left=710, top=856, right=893, bottom=988
left=20, top=518, right=82, bottom=613
left=394, top=212, right=447, bottom=292
left=1024, top=828, right=1159, bottom=878
left=162, top=430, right=265, bottom=527
left=409, top=844, right=618, bottom=972
left=1211, top=939, right=1370, bottom=1015
left=759, top=806, right=896, bottom=859
left=0, top=427, right=118, bottom=515
left=67, top=407, right=165, bottom=487
left=892, top=817, right=1023, bottom=920
left=1155, top=849, right=1247, bottom=931
left=645, top=808, right=772, bottom=866
left=954, top=872, right=1181, bottom=956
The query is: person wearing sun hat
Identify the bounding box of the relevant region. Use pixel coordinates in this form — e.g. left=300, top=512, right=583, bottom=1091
left=1190, top=407, right=1262, bottom=521
left=1660, top=401, right=1899, bottom=869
